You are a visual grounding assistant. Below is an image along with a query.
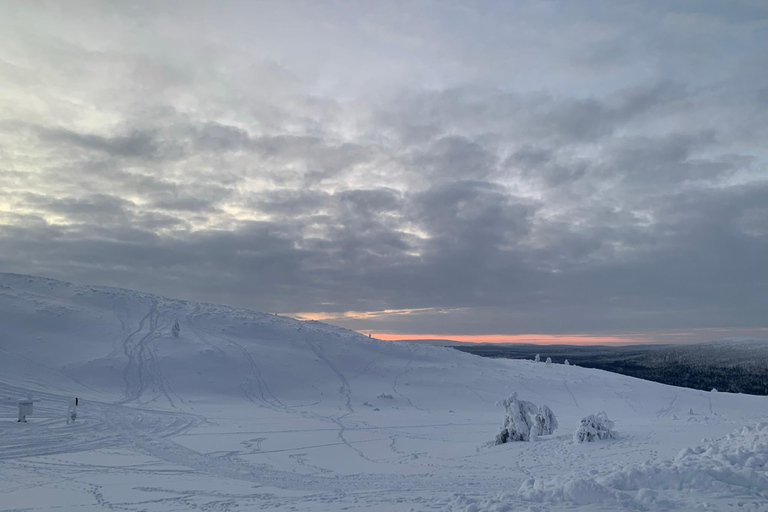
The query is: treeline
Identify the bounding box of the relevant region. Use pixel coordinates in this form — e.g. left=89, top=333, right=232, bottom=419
left=586, top=360, right=768, bottom=396
left=453, top=344, right=768, bottom=396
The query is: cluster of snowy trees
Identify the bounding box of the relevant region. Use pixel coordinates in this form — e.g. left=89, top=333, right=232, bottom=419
left=495, top=394, right=617, bottom=445
left=534, top=354, right=570, bottom=366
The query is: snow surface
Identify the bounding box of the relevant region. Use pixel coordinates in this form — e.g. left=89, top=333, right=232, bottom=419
left=1, top=273, right=767, bottom=511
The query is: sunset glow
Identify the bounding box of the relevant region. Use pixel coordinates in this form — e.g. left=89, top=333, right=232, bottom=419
left=367, top=333, right=651, bottom=345
left=290, top=308, right=444, bottom=322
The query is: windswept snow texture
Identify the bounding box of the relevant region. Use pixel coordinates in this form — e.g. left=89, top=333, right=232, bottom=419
left=1, top=273, right=767, bottom=511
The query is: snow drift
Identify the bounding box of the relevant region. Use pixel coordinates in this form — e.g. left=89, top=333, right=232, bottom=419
left=517, top=423, right=768, bottom=510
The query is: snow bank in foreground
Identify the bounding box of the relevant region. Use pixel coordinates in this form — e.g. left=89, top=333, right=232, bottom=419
left=447, top=423, right=768, bottom=511
left=445, top=493, right=543, bottom=512
left=518, top=423, right=768, bottom=510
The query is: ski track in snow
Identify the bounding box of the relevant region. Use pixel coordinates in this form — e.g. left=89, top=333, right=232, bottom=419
left=562, top=379, right=582, bottom=410
left=392, top=356, right=427, bottom=412
left=187, top=314, right=285, bottom=410
left=117, top=301, right=182, bottom=409
left=303, top=336, right=382, bottom=464
left=656, top=390, right=679, bottom=418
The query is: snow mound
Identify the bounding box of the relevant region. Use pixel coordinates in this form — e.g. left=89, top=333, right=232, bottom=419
left=573, top=411, right=617, bottom=443
left=519, top=423, right=768, bottom=510
left=445, top=493, right=542, bottom=512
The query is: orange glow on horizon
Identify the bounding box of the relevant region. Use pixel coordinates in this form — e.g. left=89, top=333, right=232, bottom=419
left=366, top=333, right=650, bottom=345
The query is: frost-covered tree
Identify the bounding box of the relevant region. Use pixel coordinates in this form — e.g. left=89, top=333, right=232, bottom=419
left=564, top=359, right=570, bottom=366
left=171, top=319, right=180, bottom=338
left=545, top=357, right=552, bottom=365
left=533, top=405, right=558, bottom=437
left=496, top=393, right=537, bottom=443
left=573, top=412, right=617, bottom=443
left=495, top=393, right=557, bottom=444
left=534, top=354, right=540, bottom=362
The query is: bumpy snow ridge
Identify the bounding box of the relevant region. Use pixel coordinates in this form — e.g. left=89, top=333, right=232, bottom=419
left=446, top=424, right=768, bottom=511
left=517, top=423, right=768, bottom=510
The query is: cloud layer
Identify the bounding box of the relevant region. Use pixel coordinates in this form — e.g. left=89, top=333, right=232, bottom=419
left=1, top=1, right=766, bottom=336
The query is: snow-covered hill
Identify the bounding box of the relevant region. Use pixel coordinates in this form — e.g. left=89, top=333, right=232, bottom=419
left=1, top=273, right=766, bottom=511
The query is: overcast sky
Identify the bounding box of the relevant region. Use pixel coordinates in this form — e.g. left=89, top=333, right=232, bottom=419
left=1, top=1, right=766, bottom=342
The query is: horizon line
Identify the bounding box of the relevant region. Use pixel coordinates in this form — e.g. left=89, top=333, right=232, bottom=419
left=364, top=333, right=653, bottom=345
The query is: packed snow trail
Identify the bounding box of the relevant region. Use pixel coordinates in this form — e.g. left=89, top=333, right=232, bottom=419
left=1, top=273, right=767, bottom=511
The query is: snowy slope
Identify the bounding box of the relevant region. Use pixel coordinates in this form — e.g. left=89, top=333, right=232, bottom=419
left=1, top=273, right=766, bottom=511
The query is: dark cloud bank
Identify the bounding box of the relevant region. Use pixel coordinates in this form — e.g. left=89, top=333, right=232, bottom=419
left=1, top=1, right=766, bottom=338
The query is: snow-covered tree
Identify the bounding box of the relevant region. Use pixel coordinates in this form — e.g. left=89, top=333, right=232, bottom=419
left=545, top=357, right=552, bottom=365
left=171, top=319, right=180, bottom=338
left=564, top=359, right=570, bottom=366
left=534, top=354, right=540, bottom=362
left=533, top=405, right=558, bottom=437
left=495, top=393, right=557, bottom=444
left=496, top=393, right=538, bottom=443
left=573, top=412, right=617, bottom=443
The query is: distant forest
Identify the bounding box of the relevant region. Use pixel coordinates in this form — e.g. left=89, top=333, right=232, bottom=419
left=452, top=343, right=768, bottom=396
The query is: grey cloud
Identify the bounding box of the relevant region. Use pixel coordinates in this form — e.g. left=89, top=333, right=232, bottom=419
left=21, top=193, right=134, bottom=221
left=603, top=131, right=737, bottom=186
left=0, top=181, right=765, bottom=331
left=335, top=189, right=403, bottom=226
left=192, top=122, right=252, bottom=152
left=507, top=146, right=588, bottom=187
left=38, top=127, right=169, bottom=160
left=412, top=181, right=535, bottom=251
left=411, top=135, right=497, bottom=181
left=249, top=189, right=332, bottom=218
left=149, top=195, right=220, bottom=212
left=377, top=82, right=686, bottom=149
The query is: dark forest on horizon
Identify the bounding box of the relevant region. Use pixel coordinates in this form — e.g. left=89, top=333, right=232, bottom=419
left=451, top=343, right=768, bottom=396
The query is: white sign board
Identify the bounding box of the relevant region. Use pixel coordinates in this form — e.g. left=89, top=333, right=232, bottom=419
left=19, top=401, right=33, bottom=416
left=18, top=400, right=33, bottom=422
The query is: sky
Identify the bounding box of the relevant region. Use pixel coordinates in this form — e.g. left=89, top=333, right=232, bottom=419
left=1, top=0, right=766, bottom=344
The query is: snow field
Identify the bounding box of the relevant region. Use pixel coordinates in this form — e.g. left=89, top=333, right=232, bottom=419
left=1, top=273, right=766, bottom=511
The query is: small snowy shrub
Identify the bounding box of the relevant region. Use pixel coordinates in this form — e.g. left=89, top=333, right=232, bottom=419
left=564, top=359, right=570, bottom=366
left=534, top=354, right=540, bottom=362
left=545, top=357, right=552, bottom=365
left=171, top=319, right=181, bottom=338
left=574, top=412, right=617, bottom=443
left=496, top=393, right=557, bottom=444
